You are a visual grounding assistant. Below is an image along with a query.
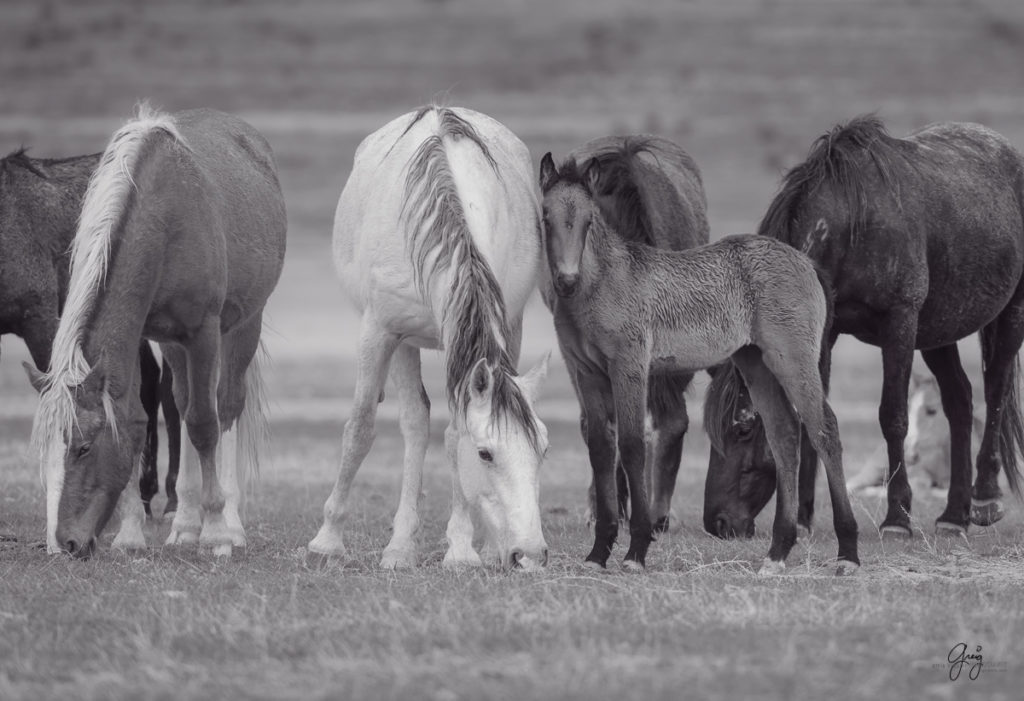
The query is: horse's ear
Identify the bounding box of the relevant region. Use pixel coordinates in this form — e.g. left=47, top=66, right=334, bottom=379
left=22, top=362, right=47, bottom=394
left=583, top=158, right=601, bottom=193
left=469, top=358, right=494, bottom=404
left=519, top=352, right=550, bottom=404
left=539, top=152, right=557, bottom=191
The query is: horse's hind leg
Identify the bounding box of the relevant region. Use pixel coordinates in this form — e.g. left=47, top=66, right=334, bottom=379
left=137, top=342, right=161, bottom=520
left=920, top=345, right=973, bottom=534
left=380, top=344, right=429, bottom=569
left=649, top=374, right=691, bottom=533
left=213, top=317, right=263, bottom=550
left=731, top=348, right=801, bottom=574
left=754, top=346, right=859, bottom=573
left=973, top=298, right=1024, bottom=526
left=160, top=359, right=181, bottom=520
left=309, top=317, right=401, bottom=560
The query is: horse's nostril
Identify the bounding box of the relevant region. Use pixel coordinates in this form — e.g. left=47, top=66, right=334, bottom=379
left=541, top=549, right=549, bottom=567
left=65, top=538, right=79, bottom=555
left=510, top=549, right=526, bottom=568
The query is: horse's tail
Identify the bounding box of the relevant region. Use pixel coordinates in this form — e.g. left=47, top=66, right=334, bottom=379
left=979, top=325, right=1024, bottom=497
left=238, top=340, right=270, bottom=504
left=813, top=265, right=836, bottom=395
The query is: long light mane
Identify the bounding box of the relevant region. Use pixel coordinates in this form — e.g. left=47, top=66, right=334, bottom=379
left=398, top=106, right=539, bottom=446
left=31, top=104, right=185, bottom=459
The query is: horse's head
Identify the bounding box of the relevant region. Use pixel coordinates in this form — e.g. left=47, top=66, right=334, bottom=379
left=27, top=361, right=146, bottom=558
left=539, top=152, right=603, bottom=298
left=457, top=355, right=550, bottom=569
left=905, top=373, right=942, bottom=468
left=702, top=363, right=776, bottom=539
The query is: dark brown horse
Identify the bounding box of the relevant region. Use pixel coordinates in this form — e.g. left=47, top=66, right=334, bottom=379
left=0, top=148, right=179, bottom=535
left=540, top=137, right=709, bottom=533
left=29, top=106, right=284, bottom=558
left=704, top=116, right=1024, bottom=539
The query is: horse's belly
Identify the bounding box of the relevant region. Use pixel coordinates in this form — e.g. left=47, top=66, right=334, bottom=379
left=653, top=327, right=746, bottom=372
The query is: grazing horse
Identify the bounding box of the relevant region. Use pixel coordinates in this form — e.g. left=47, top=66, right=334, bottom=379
left=307, top=106, right=550, bottom=570
left=704, top=116, right=1024, bottom=539
left=0, top=148, right=179, bottom=536
left=29, top=106, right=284, bottom=558
left=539, top=156, right=858, bottom=574
left=539, top=137, right=708, bottom=531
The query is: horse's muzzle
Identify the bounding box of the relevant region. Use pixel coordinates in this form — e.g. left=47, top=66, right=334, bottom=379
left=553, top=272, right=579, bottom=297
left=706, top=512, right=755, bottom=539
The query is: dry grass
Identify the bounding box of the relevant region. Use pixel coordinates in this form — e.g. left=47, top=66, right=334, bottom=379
left=3, top=0, right=1024, bottom=698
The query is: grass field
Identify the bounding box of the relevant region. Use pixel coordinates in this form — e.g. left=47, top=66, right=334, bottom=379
left=3, top=0, right=1024, bottom=699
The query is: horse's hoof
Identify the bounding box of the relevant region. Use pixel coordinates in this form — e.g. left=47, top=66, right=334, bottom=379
left=111, top=536, right=147, bottom=552
left=162, top=510, right=177, bottom=523
left=304, top=549, right=339, bottom=569
left=582, top=559, right=605, bottom=571
left=835, top=559, right=859, bottom=576
left=165, top=528, right=199, bottom=546
left=879, top=524, right=912, bottom=540
left=442, top=550, right=482, bottom=569
left=970, top=499, right=1005, bottom=527
left=757, top=558, right=786, bottom=576
left=622, top=559, right=645, bottom=573
left=380, top=548, right=417, bottom=570
left=211, top=543, right=232, bottom=558
left=652, top=516, right=671, bottom=534
left=935, top=521, right=968, bottom=538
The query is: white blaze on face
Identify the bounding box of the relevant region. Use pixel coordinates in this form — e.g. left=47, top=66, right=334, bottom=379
left=44, top=433, right=67, bottom=554
left=458, top=356, right=550, bottom=567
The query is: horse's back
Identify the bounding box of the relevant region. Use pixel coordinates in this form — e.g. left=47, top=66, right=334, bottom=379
left=333, top=106, right=538, bottom=338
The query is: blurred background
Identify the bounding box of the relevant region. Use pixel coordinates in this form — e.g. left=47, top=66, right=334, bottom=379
left=2, top=0, right=1024, bottom=468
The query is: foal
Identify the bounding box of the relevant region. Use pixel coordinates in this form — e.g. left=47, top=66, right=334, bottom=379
left=540, top=156, right=858, bottom=574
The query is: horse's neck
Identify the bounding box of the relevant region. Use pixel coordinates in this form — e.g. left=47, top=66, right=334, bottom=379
left=81, top=222, right=161, bottom=400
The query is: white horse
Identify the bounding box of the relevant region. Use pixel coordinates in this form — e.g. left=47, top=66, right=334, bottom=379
left=847, top=372, right=985, bottom=494
left=308, top=106, right=550, bottom=570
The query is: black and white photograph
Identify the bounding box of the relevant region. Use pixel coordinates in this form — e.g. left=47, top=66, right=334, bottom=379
left=1, top=0, right=1022, bottom=698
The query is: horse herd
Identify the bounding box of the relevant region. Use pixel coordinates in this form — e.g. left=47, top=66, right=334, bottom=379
left=2, top=103, right=1023, bottom=575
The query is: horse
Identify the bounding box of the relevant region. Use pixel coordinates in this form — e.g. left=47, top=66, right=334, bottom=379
left=0, top=147, right=179, bottom=536
left=538, top=137, right=708, bottom=532
left=28, top=106, right=284, bottom=558
left=703, top=116, right=1024, bottom=539
left=539, top=156, right=858, bottom=574
left=848, top=372, right=988, bottom=494
left=306, top=106, right=550, bottom=570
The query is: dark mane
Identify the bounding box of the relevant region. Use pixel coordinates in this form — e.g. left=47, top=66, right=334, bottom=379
left=400, top=106, right=538, bottom=447
left=703, top=362, right=746, bottom=455
left=1, top=147, right=48, bottom=178
left=586, top=138, right=660, bottom=245
left=757, top=114, right=910, bottom=247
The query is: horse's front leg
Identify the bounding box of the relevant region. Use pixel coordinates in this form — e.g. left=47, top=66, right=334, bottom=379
left=610, top=355, right=652, bottom=571
left=921, top=345, right=973, bottom=534
left=578, top=369, right=618, bottom=569
left=878, top=315, right=918, bottom=537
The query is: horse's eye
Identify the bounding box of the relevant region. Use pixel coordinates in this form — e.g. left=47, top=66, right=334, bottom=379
left=478, top=449, right=494, bottom=463
left=925, top=407, right=938, bottom=416
left=76, top=442, right=92, bottom=459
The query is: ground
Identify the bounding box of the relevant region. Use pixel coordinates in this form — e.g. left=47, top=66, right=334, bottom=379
left=2, top=0, right=1024, bottom=699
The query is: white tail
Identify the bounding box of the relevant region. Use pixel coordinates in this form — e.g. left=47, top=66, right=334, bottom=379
left=237, top=340, right=270, bottom=514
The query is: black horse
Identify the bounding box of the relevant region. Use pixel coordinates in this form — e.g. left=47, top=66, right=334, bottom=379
left=704, top=116, right=1024, bottom=539
left=0, top=148, right=179, bottom=521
